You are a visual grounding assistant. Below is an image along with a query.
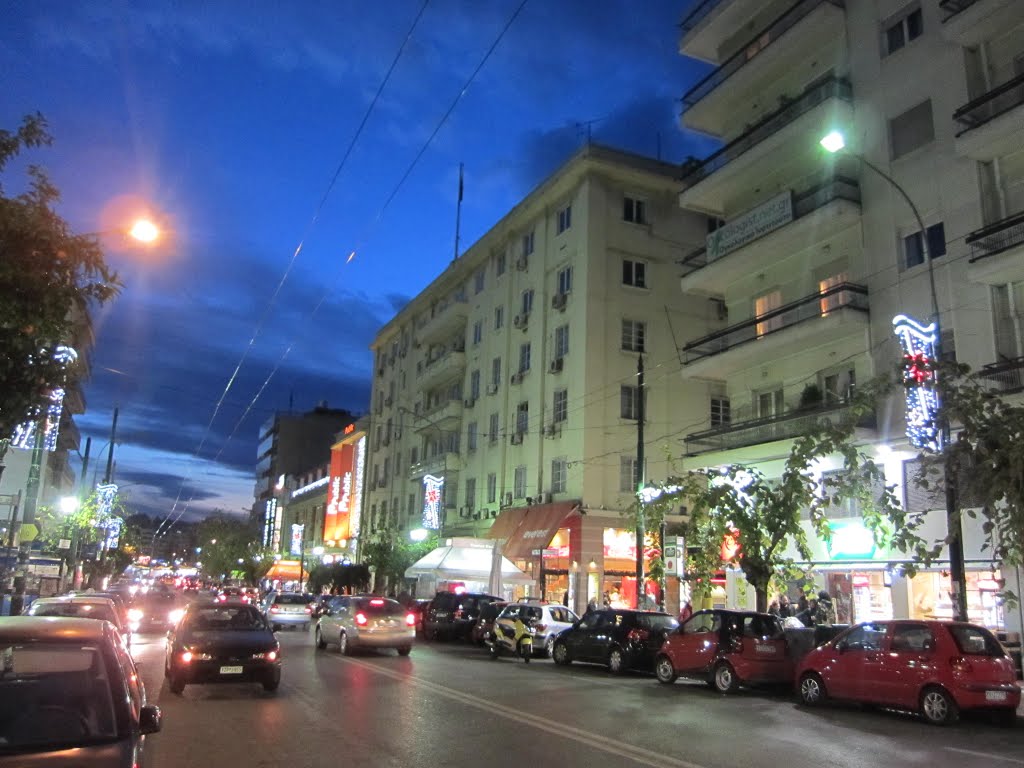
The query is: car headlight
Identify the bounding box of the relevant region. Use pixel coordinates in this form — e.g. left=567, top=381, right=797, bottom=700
left=252, top=650, right=279, bottom=661
left=128, top=608, right=144, bottom=622
left=169, top=608, right=185, bottom=624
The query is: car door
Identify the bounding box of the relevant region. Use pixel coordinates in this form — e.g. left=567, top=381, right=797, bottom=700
left=826, top=622, right=886, bottom=701
left=568, top=610, right=606, bottom=661
left=669, top=611, right=721, bottom=673
left=875, top=622, right=938, bottom=709
left=733, top=614, right=791, bottom=683
left=321, top=597, right=345, bottom=636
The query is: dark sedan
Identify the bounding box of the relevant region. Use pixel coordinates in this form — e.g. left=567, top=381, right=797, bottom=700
left=552, top=608, right=679, bottom=674
left=165, top=603, right=281, bottom=694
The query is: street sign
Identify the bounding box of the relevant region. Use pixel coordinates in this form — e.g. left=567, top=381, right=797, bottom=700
left=58, top=539, right=71, bottom=550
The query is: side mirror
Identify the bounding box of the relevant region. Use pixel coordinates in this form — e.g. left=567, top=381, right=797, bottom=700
left=139, top=704, right=162, bottom=735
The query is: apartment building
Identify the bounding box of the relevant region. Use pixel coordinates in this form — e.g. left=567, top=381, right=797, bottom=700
left=366, top=144, right=711, bottom=612
left=674, top=0, right=1023, bottom=634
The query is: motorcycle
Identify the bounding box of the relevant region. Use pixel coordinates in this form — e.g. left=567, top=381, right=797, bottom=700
left=486, top=614, right=535, bottom=663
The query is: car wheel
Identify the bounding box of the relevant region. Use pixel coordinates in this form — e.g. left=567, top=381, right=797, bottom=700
left=543, top=637, right=554, bottom=658
left=607, top=646, right=626, bottom=675
left=655, top=655, right=677, bottom=685
left=315, top=627, right=326, bottom=650
left=262, top=671, right=281, bottom=693
left=272, top=623, right=280, bottom=632
left=920, top=686, right=958, bottom=725
left=339, top=631, right=353, bottom=657
left=798, top=672, right=827, bottom=707
left=713, top=661, right=740, bottom=694
left=519, top=640, right=531, bottom=663
left=397, top=646, right=412, bottom=657
left=552, top=640, right=571, bottom=666
left=489, top=643, right=500, bottom=660
left=168, top=674, right=186, bottom=695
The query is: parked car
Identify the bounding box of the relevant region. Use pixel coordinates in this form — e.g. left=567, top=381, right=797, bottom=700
left=0, top=616, right=161, bottom=765
left=165, top=602, right=281, bottom=694
left=796, top=620, right=1022, bottom=725
left=262, top=592, right=314, bottom=631
left=470, top=601, right=508, bottom=645
left=656, top=609, right=793, bottom=693
left=315, top=595, right=415, bottom=656
left=552, top=608, right=679, bottom=674
left=494, top=602, right=579, bottom=656
left=26, top=596, right=129, bottom=641
left=422, top=592, right=501, bottom=641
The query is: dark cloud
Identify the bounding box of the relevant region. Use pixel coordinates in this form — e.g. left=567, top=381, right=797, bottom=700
left=117, top=469, right=220, bottom=503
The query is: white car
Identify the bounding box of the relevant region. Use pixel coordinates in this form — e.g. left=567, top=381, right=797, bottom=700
left=494, top=602, right=579, bottom=656
left=26, top=595, right=130, bottom=642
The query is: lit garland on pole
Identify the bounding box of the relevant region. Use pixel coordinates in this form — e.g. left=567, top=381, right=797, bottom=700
left=892, top=314, right=942, bottom=452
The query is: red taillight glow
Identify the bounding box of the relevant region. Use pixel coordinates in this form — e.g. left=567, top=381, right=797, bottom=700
left=269, top=605, right=279, bottom=613
left=304, top=605, right=312, bottom=614
left=950, top=656, right=974, bottom=674
left=405, top=613, right=416, bottom=626
left=181, top=651, right=193, bottom=663
left=217, top=595, right=226, bottom=602
left=355, top=612, right=368, bottom=626
left=267, top=650, right=278, bottom=662
left=370, top=599, right=385, bottom=605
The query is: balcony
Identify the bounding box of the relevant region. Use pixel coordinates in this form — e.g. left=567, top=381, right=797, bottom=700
left=966, top=211, right=1024, bottom=285
left=679, top=77, right=853, bottom=214
left=680, top=0, right=846, bottom=137
left=679, top=174, right=861, bottom=295
left=417, top=294, right=470, bottom=344
left=953, top=73, right=1024, bottom=161
left=684, top=400, right=875, bottom=456
left=408, top=452, right=463, bottom=481
left=978, top=356, right=1024, bottom=394
left=678, top=0, right=765, bottom=64
left=415, top=399, right=464, bottom=432
left=940, top=0, right=1023, bottom=46
left=417, top=349, right=466, bottom=390
left=680, top=283, right=869, bottom=379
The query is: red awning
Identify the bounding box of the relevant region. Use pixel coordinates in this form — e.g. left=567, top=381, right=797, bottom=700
left=266, top=560, right=302, bottom=581
left=501, top=502, right=580, bottom=560
left=487, top=507, right=529, bottom=541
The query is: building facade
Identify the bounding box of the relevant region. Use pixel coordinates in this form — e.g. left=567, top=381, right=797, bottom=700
left=365, top=144, right=713, bottom=612
left=674, top=0, right=1024, bottom=635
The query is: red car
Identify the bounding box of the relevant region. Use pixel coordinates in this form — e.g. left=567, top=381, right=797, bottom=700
left=656, top=609, right=793, bottom=693
left=796, top=619, right=1021, bottom=725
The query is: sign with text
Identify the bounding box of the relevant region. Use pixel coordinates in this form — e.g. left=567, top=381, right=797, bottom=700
left=706, top=191, right=793, bottom=262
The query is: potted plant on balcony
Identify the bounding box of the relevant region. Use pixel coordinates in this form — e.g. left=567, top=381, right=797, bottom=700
left=798, top=384, right=823, bottom=412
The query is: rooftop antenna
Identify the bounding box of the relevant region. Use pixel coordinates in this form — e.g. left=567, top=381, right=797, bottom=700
left=453, top=162, right=464, bottom=261
left=575, top=116, right=603, bottom=146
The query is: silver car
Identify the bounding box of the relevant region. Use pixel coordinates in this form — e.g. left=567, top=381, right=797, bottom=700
left=263, top=592, right=314, bottom=631
left=314, top=595, right=415, bottom=656
left=494, top=602, right=579, bottom=656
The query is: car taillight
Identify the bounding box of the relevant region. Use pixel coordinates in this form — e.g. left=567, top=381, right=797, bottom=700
left=950, top=656, right=974, bottom=674
left=181, top=651, right=193, bottom=663
left=217, top=595, right=226, bottom=602
left=304, top=605, right=312, bottom=613
left=355, top=613, right=368, bottom=626
left=253, top=650, right=279, bottom=661
left=270, top=605, right=279, bottom=613
left=535, top=623, right=547, bottom=632
left=454, top=610, right=464, bottom=619
left=626, top=629, right=649, bottom=643
left=406, top=613, right=416, bottom=626
left=370, top=599, right=385, bottom=605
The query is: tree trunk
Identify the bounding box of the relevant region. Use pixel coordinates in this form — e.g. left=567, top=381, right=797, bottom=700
left=755, top=586, right=768, bottom=613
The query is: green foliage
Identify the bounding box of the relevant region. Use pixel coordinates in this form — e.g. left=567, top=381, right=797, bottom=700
left=0, top=114, right=121, bottom=438
left=195, top=514, right=263, bottom=584
left=361, top=533, right=439, bottom=593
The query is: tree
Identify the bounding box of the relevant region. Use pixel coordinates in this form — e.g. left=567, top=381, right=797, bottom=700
left=0, top=114, right=120, bottom=443
left=195, top=514, right=259, bottom=583
left=238, top=543, right=276, bottom=586
left=641, top=384, right=911, bottom=612
left=306, top=562, right=371, bottom=594
left=361, top=534, right=439, bottom=594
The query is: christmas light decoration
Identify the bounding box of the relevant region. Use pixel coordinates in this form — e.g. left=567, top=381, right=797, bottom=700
left=422, top=474, right=444, bottom=530
left=892, top=314, right=942, bottom=452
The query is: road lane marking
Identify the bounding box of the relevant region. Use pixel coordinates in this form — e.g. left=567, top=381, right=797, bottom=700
left=333, top=655, right=708, bottom=768
left=944, top=748, right=1024, bottom=765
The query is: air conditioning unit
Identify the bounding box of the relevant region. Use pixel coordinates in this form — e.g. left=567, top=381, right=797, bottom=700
left=400, top=349, right=407, bottom=358
left=549, top=357, right=563, bottom=374
left=510, top=372, right=524, bottom=385
left=413, top=340, right=421, bottom=349
left=516, top=256, right=529, bottom=271
left=544, top=423, right=558, bottom=438
left=513, top=313, right=527, bottom=329
left=382, top=436, right=390, bottom=446
left=543, top=492, right=553, bottom=504
left=459, top=506, right=470, bottom=518
left=551, top=292, right=567, bottom=311
left=395, top=429, right=402, bottom=439
left=510, top=432, right=524, bottom=445
left=377, top=367, right=385, bottom=376
left=490, top=509, right=499, bottom=518
left=464, top=397, right=476, bottom=408
left=486, top=383, right=499, bottom=395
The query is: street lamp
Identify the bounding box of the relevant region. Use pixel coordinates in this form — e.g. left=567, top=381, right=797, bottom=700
left=820, top=131, right=969, bottom=622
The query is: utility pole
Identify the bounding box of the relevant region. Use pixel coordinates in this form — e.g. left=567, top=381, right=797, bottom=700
left=104, top=407, right=118, bottom=484
left=69, top=437, right=91, bottom=591
left=634, top=354, right=645, bottom=609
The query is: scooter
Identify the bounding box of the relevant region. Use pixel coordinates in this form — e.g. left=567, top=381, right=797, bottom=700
left=486, top=614, right=535, bottom=662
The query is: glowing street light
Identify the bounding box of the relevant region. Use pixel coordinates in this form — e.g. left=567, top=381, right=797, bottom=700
left=128, top=218, right=160, bottom=243
left=59, top=496, right=80, bottom=515
left=819, top=130, right=846, bottom=154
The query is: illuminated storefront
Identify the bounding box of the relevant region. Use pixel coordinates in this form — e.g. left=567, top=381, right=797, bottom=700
left=325, top=425, right=366, bottom=559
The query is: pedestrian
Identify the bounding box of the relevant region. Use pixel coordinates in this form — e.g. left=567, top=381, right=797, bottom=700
left=778, top=594, right=793, bottom=618
left=678, top=600, right=693, bottom=624
left=768, top=599, right=780, bottom=617
left=797, top=596, right=817, bottom=627
left=562, top=591, right=570, bottom=607
left=814, top=590, right=836, bottom=626
left=586, top=596, right=599, bottom=614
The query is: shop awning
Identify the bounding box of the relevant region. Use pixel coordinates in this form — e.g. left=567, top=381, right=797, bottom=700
left=501, top=501, right=581, bottom=560
left=404, top=539, right=534, bottom=585
left=266, top=560, right=303, bottom=581
left=486, top=506, right=529, bottom=541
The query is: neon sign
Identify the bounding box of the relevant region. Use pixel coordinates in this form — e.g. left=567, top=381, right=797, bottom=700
left=892, top=314, right=942, bottom=452
left=423, top=474, right=444, bottom=530
left=350, top=436, right=365, bottom=541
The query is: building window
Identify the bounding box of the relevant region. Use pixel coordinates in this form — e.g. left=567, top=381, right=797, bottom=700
left=515, top=401, right=529, bottom=434
left=902, top=222, right=946, bottom=270
left=467, top=422, right=478, bottom=452
left=554, top=325, right=569, bottom=359
left=710, top=397, right=730, bottom=428
left=553, top=388, right=568, bottom=423
left=556, top=266, right=572, bottom=295
left=491, top=357, right=502, bottom=390
left=410, top=446, right=418, bottom=465
left=883, top=4, right=923, bottom=57
left=408, top=493, right=415, bottom=516
left=823, top=369, right=855, bottom=404
left=519, top=342, right=531, bottom=373
left=495, top=305, right=504, bottom=330
left=489, top=412, right=499, bottom=443
left=521, top=289, right=534, bottom=316
left=623, top=196, right=647, bottom=224
left=465, top=478, right=476, bottom=511
left=551, top=458, right=567, bottom=494
left=757, top=388, right=785, bottom=418
left=473, top=320, right=483, bottom=345
left=621, top=319, right=646, bottom=352
left=755, top=290, right=783, bottom=337
left=522, top=230, right=534, bottom=258
left=619, top=456, right=639, bottom=493
left=889, top=100, right=934, bottom=159
left=623, top=259, right=647, bottom=288
left=514, top=466, right=527, bottom=498
left=620, top=385, right=644, bottom=420
left=474, top=268, right=485, bottom=294
left=819, top=272, right=850, bottom=315
left=940, top=328, right=957, bottom=363
left=487, top=472, right=497, bottom=504
left=470, top=370, right=480, bottom=400
left=557, top=205, right=572, bottom=234
left=496, top=252, right=506, bottom=276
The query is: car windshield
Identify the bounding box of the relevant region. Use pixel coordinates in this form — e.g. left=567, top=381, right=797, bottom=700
left=637, top=614, right=679, bottom=632
left=949, top=625, right=1004, bottom=656
left=186, top=606, right=266, bottom=632
left=30, top=603, right=117, bottom=626
left=0, top=643, right=118, bottom=752
left=274, top=594, right=313, bottom=605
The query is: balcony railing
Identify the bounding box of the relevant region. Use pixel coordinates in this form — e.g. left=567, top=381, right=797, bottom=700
left=679, top=0, right=723, bottom=34
left=966, top=211, right=1024, bottom=263
left=685, top=400, right=874, bottom=454
left=681, top=76, right=852, bottom=186
left=678, top=174, right=860, bottom=276
left=954, top=72, right=1024, bottom=136
left=682, top=282, right=869, bottom=364
left=681, top=0, right=845, bottom=110
left=978, top=356, right=1024, bottom=394
left=939, top=0, right=979, bottom=21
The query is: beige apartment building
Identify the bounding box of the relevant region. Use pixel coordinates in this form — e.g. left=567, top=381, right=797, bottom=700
left=674, top=0, right=1023, bottom=637
left=365, top=144, right=712, bottom=613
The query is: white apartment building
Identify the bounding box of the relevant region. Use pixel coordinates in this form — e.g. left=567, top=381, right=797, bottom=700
left=366, top=144, right=712, bottom=612
left=674, top=0, right=1024, bottom=638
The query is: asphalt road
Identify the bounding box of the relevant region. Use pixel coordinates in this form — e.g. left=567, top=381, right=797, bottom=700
left=128, top=628, right=1024, bottom=768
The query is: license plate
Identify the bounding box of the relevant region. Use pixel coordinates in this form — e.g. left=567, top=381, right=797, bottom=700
left=985, top=690, right=1008, bottom=702
left=220, top=666, right=243, bottom=675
